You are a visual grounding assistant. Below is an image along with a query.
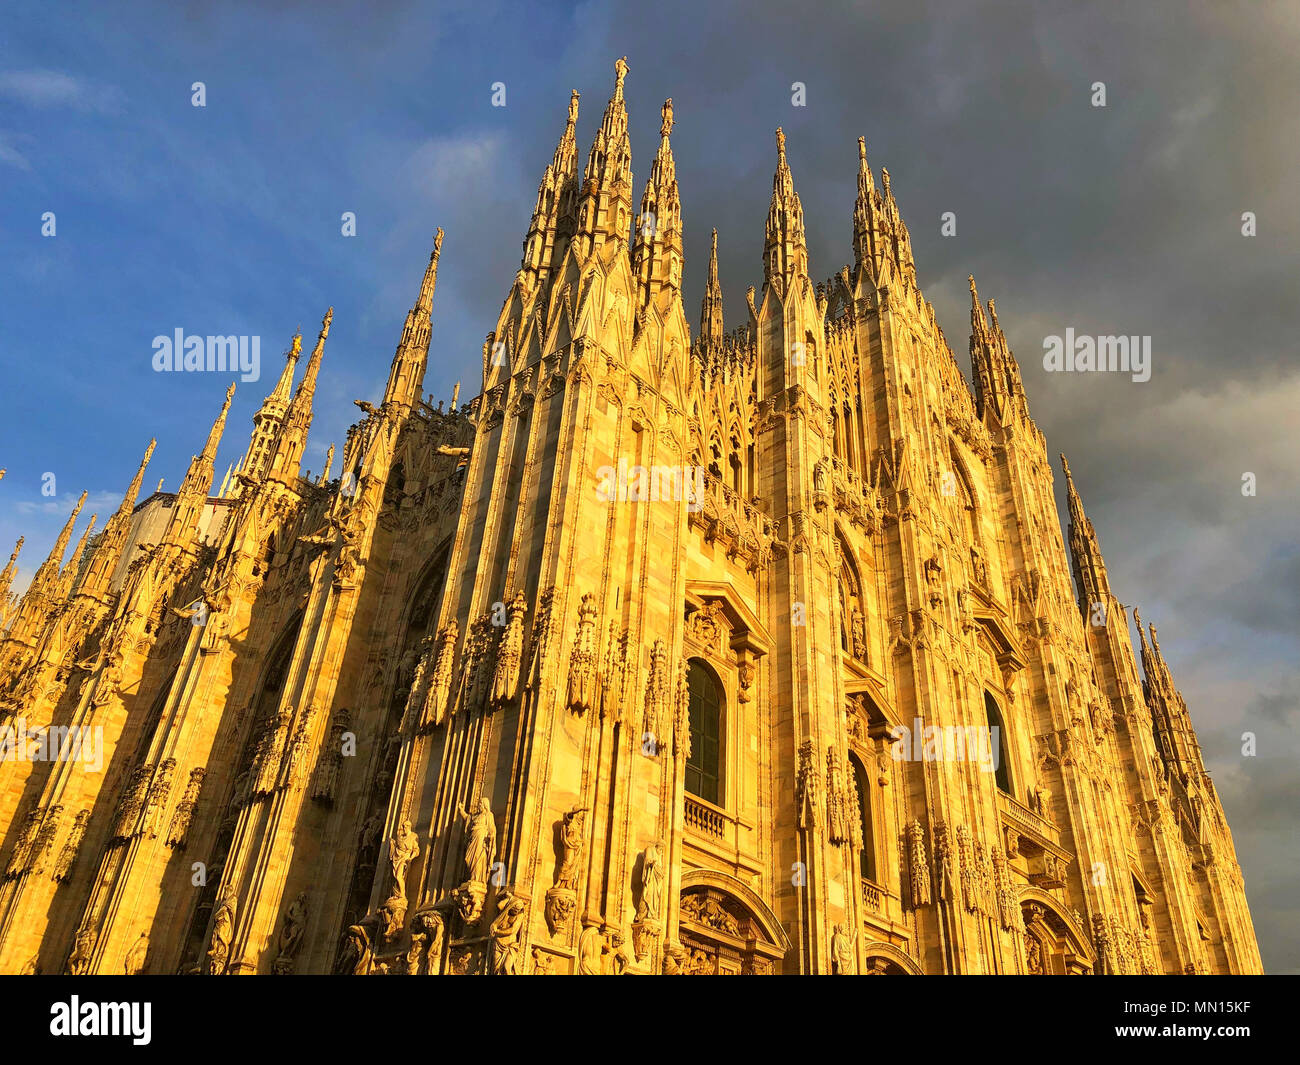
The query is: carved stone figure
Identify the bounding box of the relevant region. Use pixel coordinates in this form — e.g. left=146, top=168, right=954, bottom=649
left=124, top=932, right=150, bottom=976
left=273, top=891, right=308, bottom=974
left=831, top=923, right=854, bottom=974
left=555, top=806, right=585, bottom=891
left=206, top=887, right=237, bottom=975
left=388, top=818, right=420, bottom=896
left=578, top=924, right=606, bottom=975
left=489, top=889, right=527, bottom=975
left=636, top=840, right=664, bottom=923
left=457, top=798, right=496, bottom=885
left=67, top=925, right=95, bottom=975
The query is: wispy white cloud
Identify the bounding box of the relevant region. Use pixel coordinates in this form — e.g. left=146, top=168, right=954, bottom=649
left=0, top=69, right=124, bottom=113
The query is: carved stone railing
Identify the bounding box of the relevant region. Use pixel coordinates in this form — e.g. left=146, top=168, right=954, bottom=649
left=684, top=795, right=726, bottom=840
left=860, top=879, right=884, bottom=913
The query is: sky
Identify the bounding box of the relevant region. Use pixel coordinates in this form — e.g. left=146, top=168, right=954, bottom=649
left=1, top=0, right=1296, bottom=971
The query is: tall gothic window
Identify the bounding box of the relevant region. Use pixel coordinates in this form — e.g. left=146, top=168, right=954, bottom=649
left=985, top=691, right=1012, bottom=795
left=685, top=659, right=723, bottom=806
left=850, top=753, right=875, bottom=880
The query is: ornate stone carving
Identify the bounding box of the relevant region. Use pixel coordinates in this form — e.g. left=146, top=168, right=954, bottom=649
left=566, top=593, right=598, bottom=713
left=206, top=886, right=237, bottom=975
left=272, top=891, right=308, bottom=974
left=906, top=820, right=931, bottom=908
left=166, top=767, right=205, bottom=848
left=491, top=592, right=528, bottom=707
left=796, top=740, right=818, bottom=830
left=421, top=622, right=458, bottom=729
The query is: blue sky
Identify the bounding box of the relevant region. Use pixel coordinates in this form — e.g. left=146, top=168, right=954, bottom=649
left=2, top=0, right=1298, bottom=970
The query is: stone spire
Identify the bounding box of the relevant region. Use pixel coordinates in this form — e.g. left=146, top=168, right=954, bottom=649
left=164, top=384, right=235, bottom=549
left=1134, top=610, right=1203, bottom=778
left=383, top=232, right=443, bottom=416
left=574, top=57, right=634, bottom=259
left=852, top=136, right=880, bottom=275
left=1060, top=453, right=1113, bottom=618
left=272, top=308, right=332, bottom=483
left=700, top=228, right=724, bottom=346
left=79, top=438, right=156, bottom=601
left=764, top=127, right=809, bottom=287
left=241, top=331, right=301, bottom=484
left=59, top=513, right=98, bottom=596
left=0, top=537, right=22, bottom=606
left=28, top=491, right=87, bottom=596
left=632, top=97, right=683, bottom=311
left=968, top=276, right=1027, bottom=424
left=521, top=90, right=581, bottom=292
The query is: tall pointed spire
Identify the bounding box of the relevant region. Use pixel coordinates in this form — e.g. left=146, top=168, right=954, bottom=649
left=384, top=233, right=443, bottom=415
left=852, top=136, right=881, bottom=275
left=79, top=438, right=156, bottom=600
left=575, top=58, right=634, bottom=259
left=1060, top=453, right=1113, bottom=618
left=272, top=307, right=332, bottom=482
left=240, top=332, right=301, bottom=485
left=700, top=228, right=725, bottom=346
left=632, top=97, right=683, bottom=312
left=968, top=277, right=1028, bottom=424
left=520, top=90, right=581, bottom=293
left=0, top=536, right=21, bottom=613
left=764, top=127, right=809, bottom=287
left=164, top=384, right=234, bottom=549
left=59, top=513, right=98, bottom=595
left=26, top=491, right=87, bottom=596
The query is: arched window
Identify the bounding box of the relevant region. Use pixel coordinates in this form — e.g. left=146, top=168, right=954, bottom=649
left=685, top=660, right=723, bottom=806
left=985, top=691, right=1012, bottom=795
left=849, top=753, right=875, bottom=880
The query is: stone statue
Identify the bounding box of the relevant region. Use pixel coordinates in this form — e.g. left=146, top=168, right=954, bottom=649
left=489, top=889, right=527, bottom=975
left=124, top=932, right=149, bottom=976
left=636, top=840, right=664, bottom=923
left=831, top=923, right=854, bottom=974
left=555, top=807, right=586, bottom=890
left=67, top=925, right=94, bottom=975
left=578, top=924, right=606, bottom=975
left=388, top=818, right=420, bottom=896
left=207, top=887, right=236, bottom=975
left=273, top=891, right=308, bottom=973
left=457, top=797, right=496, bottom=885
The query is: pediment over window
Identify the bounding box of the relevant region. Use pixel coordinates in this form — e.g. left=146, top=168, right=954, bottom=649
left=685, top=579, right=771, bottom=658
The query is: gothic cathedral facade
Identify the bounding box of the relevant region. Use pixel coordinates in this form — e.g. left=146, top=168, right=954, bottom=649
left=0, top=60, right=1261, bottom=976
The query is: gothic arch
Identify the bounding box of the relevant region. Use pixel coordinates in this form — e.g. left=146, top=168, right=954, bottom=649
left=1018, top=886, right=1094, bottom=974
left=860, top=939, right=923, bottom=975
left=678, top=867, right=791, bottom=956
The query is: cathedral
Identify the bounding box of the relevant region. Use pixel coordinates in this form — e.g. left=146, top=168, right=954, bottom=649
left=0, top=58, right=1262, bottom=976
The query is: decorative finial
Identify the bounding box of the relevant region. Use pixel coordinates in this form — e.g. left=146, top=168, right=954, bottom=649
left=858, top=136, right=866, bottom=163
left=776, top=127, right=786, bottom=158
left=968, top=274, right=977, bottom=293
left=289, top=332, right=302, bottom=358
left=660, top=98, right=673, bottom=138
left=614, top=56, right=629, bottom=94
left=225, top=382, right=236, bottom=402
left=434, top=227, right=444, bottom=257
left=568, top=89, right=579, bottom=126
